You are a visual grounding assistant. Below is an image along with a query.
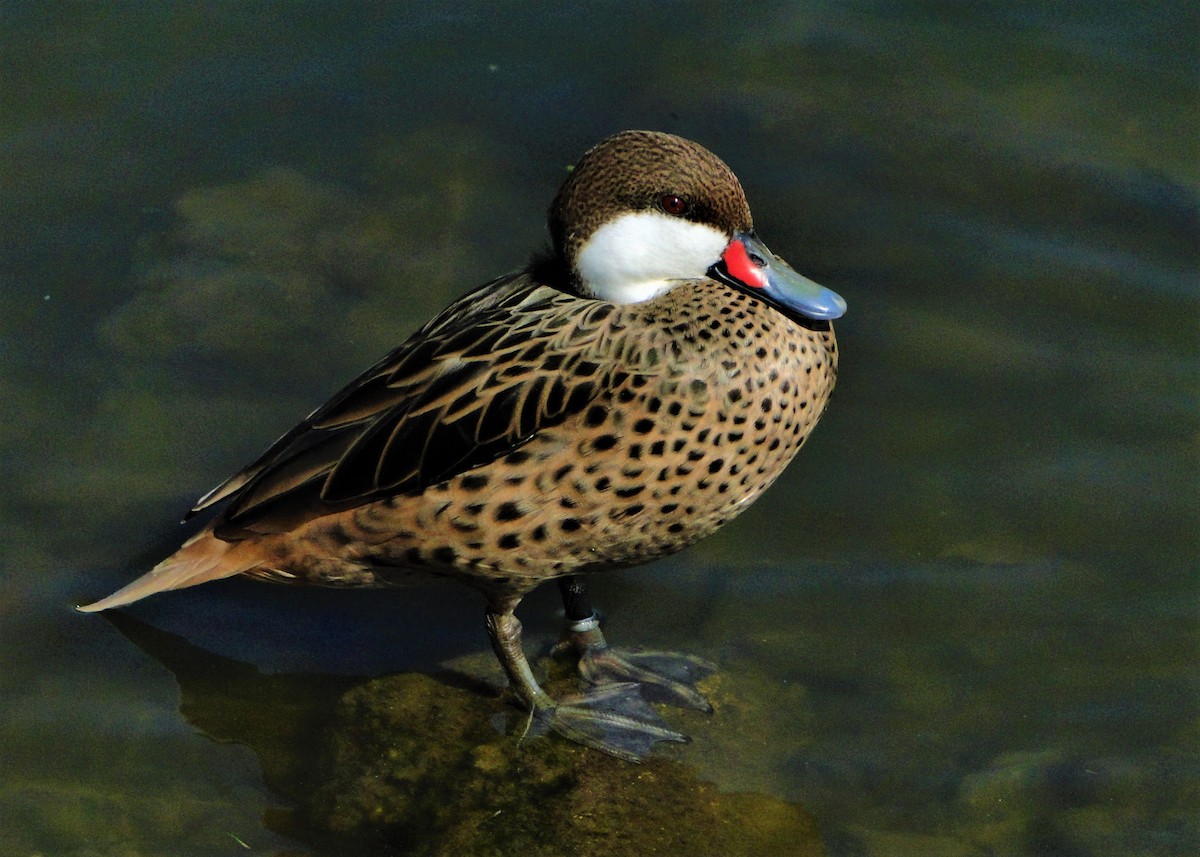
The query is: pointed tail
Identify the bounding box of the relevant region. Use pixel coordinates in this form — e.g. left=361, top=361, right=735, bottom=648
left=78, top=531, right=257, bottom=613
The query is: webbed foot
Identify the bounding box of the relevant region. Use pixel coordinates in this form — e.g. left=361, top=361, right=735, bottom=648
left=577, top=644, right=717, bottom=712
left=487, top=606, right=690, bottom=762
left=535, top=681, right=688, bottom=763
left=563, top=613, right=716, bottom=711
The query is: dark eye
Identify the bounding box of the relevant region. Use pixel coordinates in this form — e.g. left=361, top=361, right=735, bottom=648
left=659, top=194, right=689, bottom=216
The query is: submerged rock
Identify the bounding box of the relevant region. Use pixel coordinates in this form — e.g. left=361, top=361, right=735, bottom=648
left=305, top=670, right=823, bottom=856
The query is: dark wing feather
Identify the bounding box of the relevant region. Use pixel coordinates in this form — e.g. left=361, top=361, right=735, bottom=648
left=192, top=273, right=621, bottom=537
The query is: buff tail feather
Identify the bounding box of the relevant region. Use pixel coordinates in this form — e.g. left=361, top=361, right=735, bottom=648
left=77, top=531, right=257, bottom=613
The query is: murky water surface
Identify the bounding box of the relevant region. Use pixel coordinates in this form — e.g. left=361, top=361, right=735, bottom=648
left=2, top=3, right=1196, bottom=855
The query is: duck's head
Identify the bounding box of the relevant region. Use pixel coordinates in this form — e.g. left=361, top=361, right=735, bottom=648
left=549, top=130, right=846, bottom=322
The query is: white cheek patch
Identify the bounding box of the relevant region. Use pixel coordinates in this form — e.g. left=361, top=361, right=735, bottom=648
left=575, top=211, right=729, bottom=304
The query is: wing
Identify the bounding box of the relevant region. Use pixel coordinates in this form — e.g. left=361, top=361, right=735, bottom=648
left=192, top=272, right=626, bottom=537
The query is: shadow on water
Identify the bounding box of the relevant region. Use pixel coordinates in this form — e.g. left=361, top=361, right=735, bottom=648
left=102, top=610, right=824, bottom=856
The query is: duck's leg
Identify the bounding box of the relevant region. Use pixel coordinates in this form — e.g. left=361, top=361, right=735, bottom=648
left=485, top=603, right=686, bottom=762
left=557, top=576, right=716, bottom=712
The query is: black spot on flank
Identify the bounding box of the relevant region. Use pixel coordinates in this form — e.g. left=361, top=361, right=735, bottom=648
left=585, top=405, right=608, bottom=427
left=661, top=503, right=679, bottom=513
left=647, top=397, right=663, bottom=413
left=628, top=444, right=643, bottom=460
left=595, top=476, right=612, bottom=491
left=498, top=533, right=521, bottom=549
left=651, top=440, right=666, bottom=456
left=432, top=546, right=458, bottom=565
left=460, top=474, right=489, bottom=491
left=403, top=547, right=424, bottom=565
left=707, top=458, right=725, bottom=473
left=593, top=434, right=618, bottom=451
left=617, top=389, right=637, bottom=403
left=554, top=464, right=574, bottom=480
left=561, top=497, right=578, bottom=508
left=561, top=518, right=582, bottom=532
left=504, top=450, right=532, bottom=465
left=667, top=401, right=682, bottom=416
left=668, top=522, right=685, bottom=534
left=495, top=502, right=524, bottom=522
left=615, top=485, right=643, bottom=498
left=532, top=525, right=548, bottom=542
left=687, top=449, right=706, bottom=462
left=633, top=418, right=655, bottom=434
left=762, top=398, right=773, bottom=413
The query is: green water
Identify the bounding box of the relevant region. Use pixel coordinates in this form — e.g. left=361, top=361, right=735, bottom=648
left=2, top=2, right=1196, bottom=855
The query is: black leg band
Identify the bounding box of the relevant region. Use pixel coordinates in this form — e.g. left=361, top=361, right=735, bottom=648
left=557, top=576, right=595, bottom=622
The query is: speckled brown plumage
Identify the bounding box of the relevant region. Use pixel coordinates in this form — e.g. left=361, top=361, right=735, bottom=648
left=230, top=277, right=835, bottom=604
left=80, top=130, right=843, bottom=761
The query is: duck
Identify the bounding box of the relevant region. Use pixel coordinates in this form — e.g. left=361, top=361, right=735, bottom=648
left=80, top=130, right=846, bottom=761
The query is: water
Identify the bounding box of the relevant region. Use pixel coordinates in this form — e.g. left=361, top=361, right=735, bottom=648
left=2, top=2, right=1196, bottom=855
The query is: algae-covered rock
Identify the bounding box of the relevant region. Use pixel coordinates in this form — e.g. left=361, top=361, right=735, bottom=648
left=955, top=747, right=1199, bottom=857
left=97, top=167, right=419, bottom=375
left=306, top=671, right=823, bottom=856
